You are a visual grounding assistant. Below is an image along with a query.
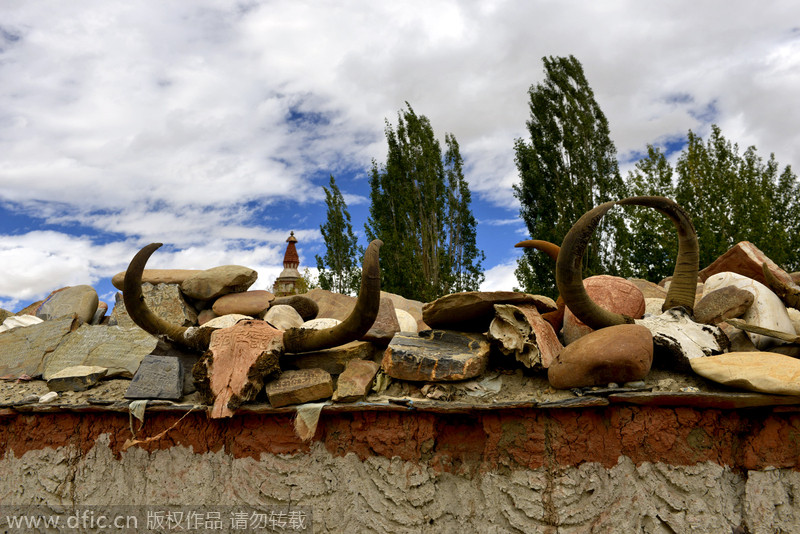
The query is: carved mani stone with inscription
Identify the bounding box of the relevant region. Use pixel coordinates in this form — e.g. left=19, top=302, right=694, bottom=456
left=193, top=320, right=283, bottom=418
left=265, top=368, right=334, bottom=408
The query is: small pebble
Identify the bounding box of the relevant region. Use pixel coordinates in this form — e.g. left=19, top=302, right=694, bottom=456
left=607, top=382, right=619, bottom=389
left=679, top=386, right=700, bottom=393
left=39, top=391, right=59, bottom=403
left=623, top=381, right=646, bottom=388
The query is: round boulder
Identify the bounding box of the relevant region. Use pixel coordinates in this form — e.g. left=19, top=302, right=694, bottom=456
left=562, top=275, right=645, bottom=345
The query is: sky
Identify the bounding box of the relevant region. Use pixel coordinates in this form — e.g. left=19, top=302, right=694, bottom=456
left=1, top=1, right=799, bottom=312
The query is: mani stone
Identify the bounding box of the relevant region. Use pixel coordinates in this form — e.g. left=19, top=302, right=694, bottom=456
left=36, top=285, right=99, bottom=324
left=562, top=275, right=646, bottom=345
left=212, top=290, right=274, bottom=316
left=628, top=278, right=668, bottom=299
left=699, top=241, right=795, bottom=287
left=112, top=268, right=202, bottom=290
left=125, top=355, right=183, bottom=400
left=693, top=286, right=754, bottom=325
left=46, top=365, right=108, bottom=393
left=690, top=352, right=800, bottom=396
left=637, top=307, right=729, bottom=372
left=333, top=359, right=380, bottom=402
left=266, top=368, right=334, bottom=408
left=180, top=265, right=258, bottom=300
left=264, top=304, right=304, bottom=330
left=382, top=330, right=489, bottom=382
left=110, top=283, right=198, bottom=328
left=281, top=340, right=381, bottom=375
left=704, top=271, right=795, bottom=350
left=0, top=316, right=77, bottom=378
left=548, top=324, right=653, bottom=389
left=488, top=303, right=562, bottom=369
left=422, top=291, right=556, bottom=332
left=42, top=324, right=158, bottom=380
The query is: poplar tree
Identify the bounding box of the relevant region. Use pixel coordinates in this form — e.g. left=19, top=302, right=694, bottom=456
left=315, top=175, right=361, bottom=295
left=514, top=55, right=629, bottom=297
left=366, top=104, right=484, bottom=301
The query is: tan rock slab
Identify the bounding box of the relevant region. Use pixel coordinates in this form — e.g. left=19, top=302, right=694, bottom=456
left=46, top=365, right=108, bottom=392
left=0, top=316, right=78, bottom=378
left=423, top=291, right=556, bottom=332
left=281, top=340, right=381, bottom=375
left=43, top=324, right=158, bottom=380
left=264, top=304, right=304, bottom=330
left=266, top=368, right=334, bottom=408
left=333, top=359, right=380, bottom=402
left=112, top=269, right=202, bottom=290
left=111, top=283, right=198, bottom=328
left=382, top=330, right=489, bottom=382
left=699, top=241, right=794, bottom=287
left=628, top=278, right=668, bottom=299
left=301, top=289, right=355, bottom=321
left=548, top=324, right=653, bottom=389
left=180, top=265, right=258, bottom=300
left=212, top=290, right=274, bottom=316
left=37, top=285, right=99, bottom=324
left=690, top=352, right=800, bottom=396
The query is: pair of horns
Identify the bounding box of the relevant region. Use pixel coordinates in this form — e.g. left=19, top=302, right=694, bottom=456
left=123, top=240, right=383, bottom=353
left=555, top=196, right=698, bottom=330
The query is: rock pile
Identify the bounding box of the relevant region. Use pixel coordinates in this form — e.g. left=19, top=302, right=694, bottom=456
left=2, top=228, right=800, bottom=414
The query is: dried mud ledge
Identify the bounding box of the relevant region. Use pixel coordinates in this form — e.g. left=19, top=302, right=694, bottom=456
left=3, top=398, right=800, bottom=533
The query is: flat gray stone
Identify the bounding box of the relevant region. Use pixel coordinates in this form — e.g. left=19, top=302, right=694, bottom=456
left=180, top=265, right=257, bottom=300
left=47, top=365, right=108, bottom=392
left=110, top=283, right=198, bottom=328
left=125, top=355, right=184, bottom=400
left=37, top=285, right=98, bottom=324
left=382, top=330, right=490, bottom=382
left=43, top=324, right=158, bottom=380
left=0, top=316, right=77, bottom=378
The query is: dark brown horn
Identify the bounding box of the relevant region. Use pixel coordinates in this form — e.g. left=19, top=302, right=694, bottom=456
left=617, top=196, right=698, bottom=313
left=556, top=201, right=634, bottom=330
left=283, top=239, right=382, bottom=353
left=514, top=240, right=560, bottom=262
left=123, top=243, right=209, bottom=351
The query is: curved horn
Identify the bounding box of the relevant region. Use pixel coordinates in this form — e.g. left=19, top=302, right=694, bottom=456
left=123, top=243, right=209, bottom=351
left=514, top=240, right=560, bottom=262
left=762, top=262, right=800, bottom=309
left=556, top=201, right=634, bottom=330
left=617, top=196, right=698, bottom=313
left=283, top=239, right=383, bottom=353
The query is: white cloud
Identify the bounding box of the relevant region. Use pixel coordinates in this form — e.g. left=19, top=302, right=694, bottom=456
left=480, top=260, right=522, bottom=292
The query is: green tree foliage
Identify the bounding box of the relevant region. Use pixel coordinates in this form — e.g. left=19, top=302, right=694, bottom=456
left=315, top=175, right=362, bottom=295
left=514, top=55, right=629, bottom=297
left=621, top=145, right=678, bottom=281
left=366, top=103, right=485, bottom=301
left=673, top=125, right=800, bottom=271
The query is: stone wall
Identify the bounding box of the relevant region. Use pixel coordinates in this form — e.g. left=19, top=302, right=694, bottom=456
left=2, top=405, right=800, bottom=533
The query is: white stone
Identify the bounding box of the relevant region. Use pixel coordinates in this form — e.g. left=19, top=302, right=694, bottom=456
left=690, top=352, right=800, bottom=396
left=264, top=305, right=304, bottom=330
left=38, top=391, right=58, bottom=403
left=200, top=314, right=253, bottom=330
left=300, top=318, right=341, bottom=330
left=644, top=298, right=666, bottom=317
left=0, top=314, right=44, bottom=333
left=788, top=307, right=800, bottom=335
left=704, top=271, right=795, bottom=350
left=394, top=308, right=418, bottom=333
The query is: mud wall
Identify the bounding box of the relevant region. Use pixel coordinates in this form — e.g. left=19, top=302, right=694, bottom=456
left=2, top=406, right=800, bottom=533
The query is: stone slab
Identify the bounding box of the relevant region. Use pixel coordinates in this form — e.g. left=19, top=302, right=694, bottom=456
left=47, top=365, right=108, bottom=392
left=0, top=316, right=78, bottom=378
left=699, top=241, right=794, bottom=286
left=361, top=297, right=400, bottom=344
left=42, top=324, right=158, bottom=380
left=423, top=291, right=557, bottom=332
left=690, top=352, right=800, bottom=396
left=333, top=359, right=380, bottom=402
left=212, top=290, right=274, bottom=316
left=37, top=285, right=99, bottom=324
left=181, top=265, right=257, bottom=300
left=382, top=330, right=489, bottom=382
left=281, top=340, right=381, bottom=375
left=266, top=368, right=334, bottom=408
left=112, top=268, right=203, bottom=290
left=125, top=355, right=184, bottom=400
left=110, top=283, right=198, bottom=328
